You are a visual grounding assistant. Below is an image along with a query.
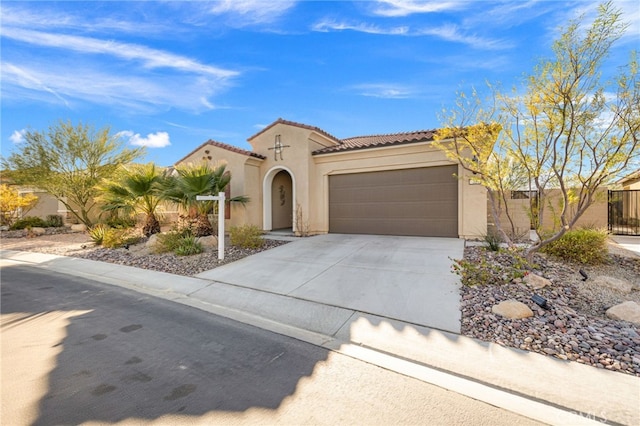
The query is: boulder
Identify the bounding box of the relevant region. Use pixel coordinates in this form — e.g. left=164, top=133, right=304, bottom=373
left=524, top=273, right=551, bottom=290
left=198, top=235, right=218, bottom=249
left=70, top=224, right=87, bottom=232
left=492, top=300, right=534, bottom=319
left=606, top=301, right=640, bottom=325
left=30, top=227, right=46, bottom=236
left=592, top=276, right=633, bottom=294
left=146, top=234, right=161, bottom=251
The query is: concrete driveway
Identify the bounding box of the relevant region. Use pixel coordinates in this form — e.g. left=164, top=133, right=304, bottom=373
left=196, top=234, right=464, bottom=333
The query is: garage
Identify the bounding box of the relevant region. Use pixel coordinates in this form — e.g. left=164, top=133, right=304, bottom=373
left=329, top=165, right=458, bottom=237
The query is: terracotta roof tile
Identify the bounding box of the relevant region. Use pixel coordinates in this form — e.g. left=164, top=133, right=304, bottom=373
left=247, top=118, right=341, bottom=144
left=175, top=140, right=266, bottom=165
left=312, top=129, right=437, bottom=155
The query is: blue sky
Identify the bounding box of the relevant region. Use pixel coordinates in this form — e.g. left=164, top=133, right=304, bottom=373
left=2, top=1, right=638, bottom=167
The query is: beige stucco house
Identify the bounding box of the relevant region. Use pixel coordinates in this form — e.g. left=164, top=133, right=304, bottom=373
left=618, top=170, right=640, bottom=190
left=175, top=118, right=487, bottom=239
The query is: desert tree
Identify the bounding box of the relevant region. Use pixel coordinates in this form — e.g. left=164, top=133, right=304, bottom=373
left=1, top=121, right=144, bottom=228
left=436, top=2, right=639, bottom=259
left=433, top=88, right=529, bottom=246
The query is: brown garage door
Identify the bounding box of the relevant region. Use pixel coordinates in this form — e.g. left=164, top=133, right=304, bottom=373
left=329, top=165, right=458, bottom=237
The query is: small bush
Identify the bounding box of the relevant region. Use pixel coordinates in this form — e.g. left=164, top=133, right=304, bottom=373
left=230, top=225, right=264, bottom=249
left=10, top=216, right=48, bottom=230
left=105, top=216, right=137, bottom=229
left=174, top=235, right=203, bottom=256
left=89, top=224, right=110, bottom=245
left=155, top=228, right=193, bottom=253
left=45, top=215, right=64, bottom=228
left=540, top=228, right=608, bottom=264
left=102, top=228, right=141, bottom=249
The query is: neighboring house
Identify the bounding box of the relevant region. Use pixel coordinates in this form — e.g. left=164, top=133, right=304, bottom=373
left=618, top=170, right=640, bottom=190
left=17, top=187, right=65, bottom=220
left=175, top=118, right=487, bottom=239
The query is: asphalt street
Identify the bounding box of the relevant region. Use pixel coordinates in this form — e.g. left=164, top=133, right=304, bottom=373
left=1, top=264, right=541, bottom=425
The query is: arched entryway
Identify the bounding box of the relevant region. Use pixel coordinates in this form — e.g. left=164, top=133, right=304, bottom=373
left=263, top=167, right=295, bottom=231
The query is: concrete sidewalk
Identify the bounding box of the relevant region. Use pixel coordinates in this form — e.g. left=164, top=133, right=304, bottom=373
left=609, top=235, right=640, bottom=257
left=1, top=249, right=638, bottom=425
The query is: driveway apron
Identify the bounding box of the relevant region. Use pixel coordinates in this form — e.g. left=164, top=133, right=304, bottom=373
left=196, top=234, right=465, bottom=333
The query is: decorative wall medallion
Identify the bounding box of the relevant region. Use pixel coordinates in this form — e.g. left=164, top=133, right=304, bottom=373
left=268, top=134, right=290, bottom=161
left=279, top=185, right=286, bottom=206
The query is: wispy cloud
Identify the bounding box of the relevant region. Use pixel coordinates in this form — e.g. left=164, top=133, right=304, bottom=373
left=206, top=0, right=297, bottom=26
left=351, top=83, right=415, bottom=99
left=2, top=28, right=237, bottom=78
left=118, top=130, right=171, bottom=148
left=0, top=4, right=170, bottom=36
left=1, top=14, right=240, bottom=113
left=312, top=19, right=409, bottom=35
left=418, top=24, right=513, bottom=50
left=462, top=1, right=552, bottom=28
left=370, top=0, right=464, bottom=17
left=2, top=63, right=70, bottom=107
left=312, top=19, right=509, bottom=50
left=10, top=129, right=26, bottom=144
left=1, top=61, right=223, bottom=112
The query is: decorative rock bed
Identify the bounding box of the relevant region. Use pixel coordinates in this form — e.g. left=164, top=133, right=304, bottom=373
left=460, top=246, right=640, bottom=376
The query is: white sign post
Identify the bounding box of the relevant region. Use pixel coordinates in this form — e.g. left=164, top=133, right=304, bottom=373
left=196, top=192, right=225, bottom=260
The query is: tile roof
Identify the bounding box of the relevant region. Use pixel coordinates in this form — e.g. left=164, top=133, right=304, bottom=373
left=175, top=140, right=266, bottom=165
left=312, top=129, right=437, bottom=155
left=247, top=118, right=341, bottom=144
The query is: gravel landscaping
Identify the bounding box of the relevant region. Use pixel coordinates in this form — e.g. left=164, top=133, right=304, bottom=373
left=3, top=227, right=639, bottom=377
left=461, top=245, right=640, bottom=376
left=0, top=228, right=289, bottom=276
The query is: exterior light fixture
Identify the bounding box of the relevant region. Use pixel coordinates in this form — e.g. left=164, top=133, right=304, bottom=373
left=531, top=294, right=548, bottom=309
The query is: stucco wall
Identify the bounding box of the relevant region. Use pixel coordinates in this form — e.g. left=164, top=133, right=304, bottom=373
left=17, top=190, right=60, bottom=220
left=489, top=188, right=608, bottom=237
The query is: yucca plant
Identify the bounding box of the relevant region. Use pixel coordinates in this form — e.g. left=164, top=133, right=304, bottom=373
left=88, top=223, right=109, bottom=245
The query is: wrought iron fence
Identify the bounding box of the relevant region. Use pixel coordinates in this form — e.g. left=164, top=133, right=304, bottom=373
left=608, top=190, right=640, bottom=236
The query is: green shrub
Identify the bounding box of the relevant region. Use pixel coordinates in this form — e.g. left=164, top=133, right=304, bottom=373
left=174, top=235, right=203, bottom=256
left=230, top=224, right=264, bottom=249
left=452, top=250, right=531, bottom=287
left=105, top=216, right=137, bottom=229
left=102, top=228, right=141, bottom=249
left=89, top=224, right=110, bottom=245
left=45, top=215, right=64, bottom=228
left=540, top=228, right=608, bottom=264
left=155, top=228, right=193, bottom=253
left=10, top=216, right=48, bottom=230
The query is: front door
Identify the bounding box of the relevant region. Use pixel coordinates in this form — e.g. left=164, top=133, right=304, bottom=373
left=271, top=170, right=293, bottom=230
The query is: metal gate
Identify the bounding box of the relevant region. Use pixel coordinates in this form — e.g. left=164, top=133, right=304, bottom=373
left=608, top=190, right=640, bottom=235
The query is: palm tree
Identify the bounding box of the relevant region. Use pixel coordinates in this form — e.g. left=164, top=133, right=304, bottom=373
left=161, top=163, right=248, bottom=237
left=99, top=163, right=165, bottom=237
